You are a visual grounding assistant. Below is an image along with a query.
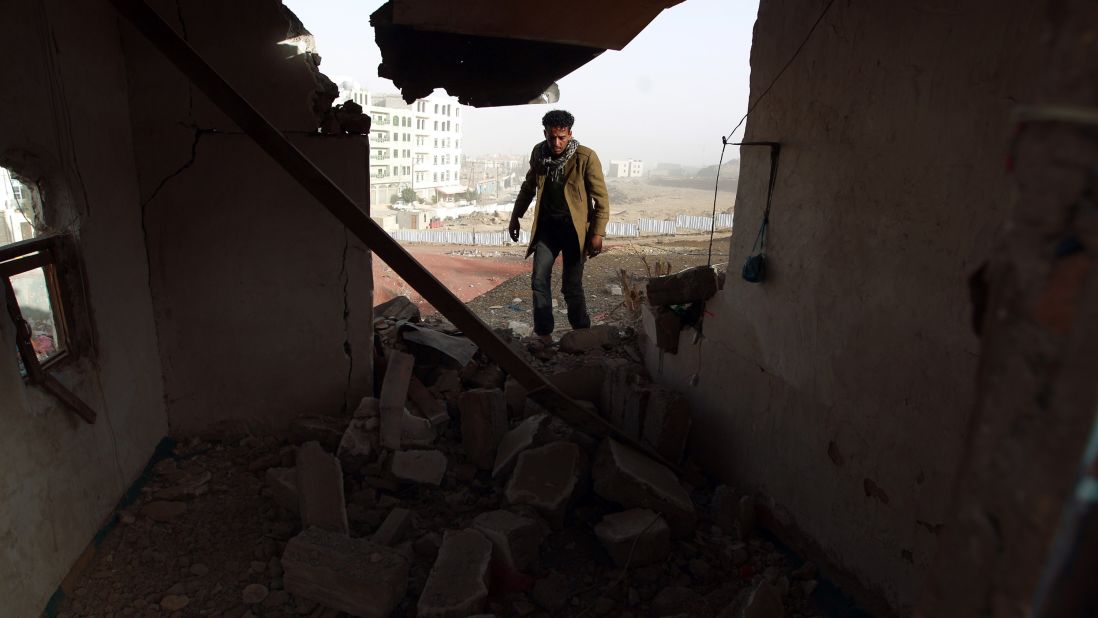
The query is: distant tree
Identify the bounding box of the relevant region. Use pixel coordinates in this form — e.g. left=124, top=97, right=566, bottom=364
left=400, top=187, right=418, bottom=204
left=462, top=189, right=481, bottom=203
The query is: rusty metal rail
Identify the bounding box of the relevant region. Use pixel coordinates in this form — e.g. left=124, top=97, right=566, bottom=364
left=107, top=0, right=687, bottom=474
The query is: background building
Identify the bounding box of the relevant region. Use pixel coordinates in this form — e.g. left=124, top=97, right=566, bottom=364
left=336, top=81, right=465, bottom=206
left=0, top=168, right=35, bottom=246
left=608, top=159, right=644, bottom=178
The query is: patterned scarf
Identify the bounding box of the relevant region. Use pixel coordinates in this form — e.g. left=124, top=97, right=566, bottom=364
left=539, top=137, right=580, bottom=183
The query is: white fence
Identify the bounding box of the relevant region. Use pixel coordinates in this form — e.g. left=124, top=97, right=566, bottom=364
left=389, top=212, right=733, bottom=246
left=390, top=229, right=531, bottom=246
left=675, top=213, right=735, bottom=231
left=638, top=218, right=679, bottom=235
left=605, top=221, right=640, bottom=237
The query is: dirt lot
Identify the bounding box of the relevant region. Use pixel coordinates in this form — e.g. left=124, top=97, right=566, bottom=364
left=372, top=233, right=732, bottom=336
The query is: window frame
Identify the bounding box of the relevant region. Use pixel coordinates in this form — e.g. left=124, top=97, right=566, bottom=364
left=1, top=233, right=95, bottom=423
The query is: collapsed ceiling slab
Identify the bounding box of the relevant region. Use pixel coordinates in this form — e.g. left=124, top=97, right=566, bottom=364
left=370, top=0, right=682, bottom=107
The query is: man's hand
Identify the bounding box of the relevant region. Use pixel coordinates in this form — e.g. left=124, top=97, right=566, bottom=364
left=508, top=217, right=521, bottom=242
left=586, top=234, right=604, bottom=258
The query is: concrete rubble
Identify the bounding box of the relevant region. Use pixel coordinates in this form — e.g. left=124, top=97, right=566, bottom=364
left=70, top=297, right=827, bottom=617
left=594, top=508, right=672, bottom=566
left=295, top=441, right=349, bottom=535
left=417, top=529, right=493, bottom=617
left=283, top=526, right=409, bottom=617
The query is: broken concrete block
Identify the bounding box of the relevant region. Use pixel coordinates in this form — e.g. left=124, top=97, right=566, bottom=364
left=408, top=375, right=449, bottom=426
left=641, top=386, right=692, bottom=464
left=429, top=368, right=463, bottom=401
left=282, top=526, right=409, bottom=618
left=352, top=396, right=380, bottom=419
left=592, top=439, right=697, bottom=538
left=417, top=529, right=493, bottom=618
left=402, top=408, right=437, bottom=446
left=374, top=295, right=420, bottom=322
left=337, top=419, right=375, bottom=473
left=472, top=510, right=547, bottom=572
left=558, top=325, right=620, bottom=354
left=504, top=442, right=586, bottom=528
left=645, top=265, right=718, bottom=306
left=295, top=441, right=349, bottom=535
left=372, top=507, right=413, bottom=546
left=492, top=413, right=552, bottom=479
left=459, top=388, right=508, bottom=470
left=380, top=350, right=415, bottom=450
left=390, top=449, right=447, bottom=486
left=265, top=467, right=299, bottom=513
left=594, top=508, right=671, bottom=567
left=289, top=416, right=347, bottom=453
left=601, top=360, right=647, bottom=429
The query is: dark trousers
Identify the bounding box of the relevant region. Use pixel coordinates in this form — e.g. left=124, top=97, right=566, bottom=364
left=531, top=218, right=590, bottom=336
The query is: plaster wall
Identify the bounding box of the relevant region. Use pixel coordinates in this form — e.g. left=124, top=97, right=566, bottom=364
left=0, top=0, right=169, bottom=614
left=642, top=1, right=1044, bottom=613
left=120, top=0, right=374, bottom=435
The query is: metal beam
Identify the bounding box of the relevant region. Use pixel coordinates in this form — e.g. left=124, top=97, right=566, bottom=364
left=107, top=0, right=686, bottom=473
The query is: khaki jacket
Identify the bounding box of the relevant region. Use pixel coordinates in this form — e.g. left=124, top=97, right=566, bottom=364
left=513, top=143, right=610, bottom=258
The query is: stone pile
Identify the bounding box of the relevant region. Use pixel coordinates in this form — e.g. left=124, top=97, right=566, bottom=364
left=251, top=296, right=824, bottom=617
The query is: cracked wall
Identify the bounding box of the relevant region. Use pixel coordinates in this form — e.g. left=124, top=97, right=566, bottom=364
left=640, top=1, right=1046, bottom=615
left=121, top=0, right=374, bottom=435
left=0, top=0, right=169, bottom=614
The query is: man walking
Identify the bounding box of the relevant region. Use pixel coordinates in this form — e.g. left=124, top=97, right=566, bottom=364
left=508, top=110, right=610, bottom=343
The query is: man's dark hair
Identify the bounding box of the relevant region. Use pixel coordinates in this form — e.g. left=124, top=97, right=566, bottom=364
left=542, top=110, right=574, bottom=130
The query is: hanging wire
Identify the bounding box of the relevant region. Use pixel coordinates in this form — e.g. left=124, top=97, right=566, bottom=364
left=706, top=0, right=839, bottom=267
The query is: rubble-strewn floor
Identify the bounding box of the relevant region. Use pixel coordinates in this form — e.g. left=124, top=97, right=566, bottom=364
left=56, top=289, right=847, bottom=618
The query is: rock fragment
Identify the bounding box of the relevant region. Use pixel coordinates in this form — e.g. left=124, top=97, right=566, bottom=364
left=282, top=526, right=409, bottom=617
left=459, top=388, right=508, bottom=470
left=558, top=325, right=620, bottom=354
left=372, top=507, right=413, bottom=546
left=594, top=508, right=671, bottom=567
left=390, top=449, right=447, bottom=486
left=472, top=510, right=546, bottom=572
left=592, top=439, right=697, bottom=538
left=295, top=441, right=348, bottom=535
left=504, top=442, right=586, bottom=528
left=417, top=529, right=493, bottom=618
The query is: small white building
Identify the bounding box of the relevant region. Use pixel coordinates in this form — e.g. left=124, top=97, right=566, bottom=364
left=609, top=159, right=644, bottom=178
left=396, top=209, right=430, bottom=230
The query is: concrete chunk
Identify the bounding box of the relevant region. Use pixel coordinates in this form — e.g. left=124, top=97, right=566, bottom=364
left=492, top=413, right=552, bottom=479
left=283, top=526, right=409, bottom=618
left=295, top=441, right=348, bottom=535
left=472, top=510, right=547, bottom=572
left=391, top=449, right=447, bottom=486
left=558, top=325, right=620, bottom=354
left=600, top=360, right=646, bottom=430
left=504, top=442, right=586, bottom=528
left=592, top=439, right=696, bottom=538
left=337, top=418, right=375, bottom=473
left=372, top=507, right=413, bottom=546
left=265, top=467, right=299, bottom=514
left=380, top=351, right=415, bottom=450
left=418, top=529, right=493, bottom=618
left=641, top=386, right=692, bottom=464
left=594, top=508, right=671, bottom=567
left=459, top=388, right=508, bottom=470
left=402, top=407, right=438, bottom=446
left=374, top=295, right=420, bottom=322
left=645, top=265, right=718, bottom=306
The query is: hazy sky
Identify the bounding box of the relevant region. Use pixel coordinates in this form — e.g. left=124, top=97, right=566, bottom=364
left=284, top=0, right=759, bottom=167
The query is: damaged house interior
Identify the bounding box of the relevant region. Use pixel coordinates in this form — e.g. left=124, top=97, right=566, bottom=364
left=2, top=0, right=1096, bottom=616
